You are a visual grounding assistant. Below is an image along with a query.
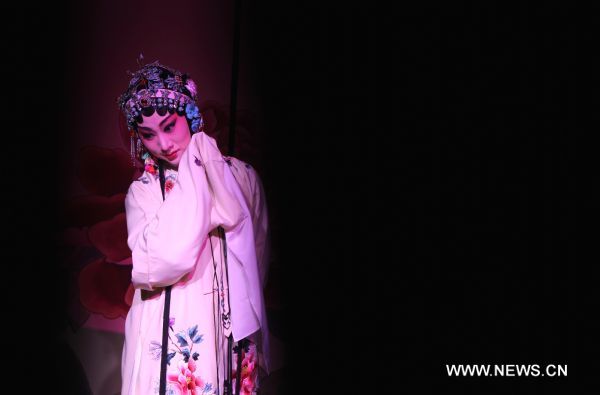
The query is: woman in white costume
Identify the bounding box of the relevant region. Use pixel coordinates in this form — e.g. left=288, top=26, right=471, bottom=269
left=117, top=60, right=270, bottom=395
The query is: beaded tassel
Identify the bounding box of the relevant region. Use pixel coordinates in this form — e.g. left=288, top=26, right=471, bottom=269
left=136, top=138, right=142, bottom=162
left=130, top=134, right=136, bottom=166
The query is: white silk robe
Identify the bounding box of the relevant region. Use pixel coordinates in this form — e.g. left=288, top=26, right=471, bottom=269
left=121, top=132, right=270, bottom=395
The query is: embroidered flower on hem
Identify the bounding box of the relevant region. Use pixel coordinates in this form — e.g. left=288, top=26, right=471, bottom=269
left=232, top=344, right=258, bottom=395
left=156, top=319, right=213, bottom=392
left=149, top=341, right=175, bottom=364
left=167, top=359, right=206, bottom=395
left=149, top=341, right=162, bottom=360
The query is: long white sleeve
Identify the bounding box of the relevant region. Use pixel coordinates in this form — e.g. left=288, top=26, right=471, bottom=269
left=226, top=158, right=271, bottom=288
left=125, top=132, right=244, bottom=290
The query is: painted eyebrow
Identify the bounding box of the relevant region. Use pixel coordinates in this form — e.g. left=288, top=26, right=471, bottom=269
left=138, top=113, right=176, bottom=132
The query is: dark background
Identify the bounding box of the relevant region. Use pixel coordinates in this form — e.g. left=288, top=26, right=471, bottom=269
left=7, top=2, right=576, bottom=393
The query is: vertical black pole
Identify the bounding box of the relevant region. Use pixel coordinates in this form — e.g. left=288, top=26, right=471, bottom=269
left=227, top=1, right=242, bottom=391
left=228, top=0, right=242, bottom=156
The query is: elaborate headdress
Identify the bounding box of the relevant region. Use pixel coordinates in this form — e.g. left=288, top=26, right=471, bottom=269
left=117, top=56, right=205, bottom=164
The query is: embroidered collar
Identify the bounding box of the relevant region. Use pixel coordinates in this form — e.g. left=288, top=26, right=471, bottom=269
left=141, top=154, right=178, bottom=194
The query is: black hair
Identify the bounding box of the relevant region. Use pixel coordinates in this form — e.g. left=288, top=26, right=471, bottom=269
left=133, top=106, right=194, bottom=135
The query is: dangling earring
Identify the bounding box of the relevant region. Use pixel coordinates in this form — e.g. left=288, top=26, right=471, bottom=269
left=136, top=137, right=143, bottom=161
left=129, top=131, right=138, bottom=166
left=130, top=133, right=146, bottom=167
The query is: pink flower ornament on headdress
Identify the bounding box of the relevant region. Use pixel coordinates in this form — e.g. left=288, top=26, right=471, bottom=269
left=185, top=78, right=198, bottom=99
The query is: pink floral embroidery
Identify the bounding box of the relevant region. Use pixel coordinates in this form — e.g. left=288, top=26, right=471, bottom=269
left=145, top=163, right=157, bottom=175
left=152, top=320, right=214, bottom=394
left=144, top=156, right=158, bottom=176
left=167, top=358, right=205, bottom=395
left=165, top=178, right=175, bottom=193
left=232, top=345, right=258, bottom=395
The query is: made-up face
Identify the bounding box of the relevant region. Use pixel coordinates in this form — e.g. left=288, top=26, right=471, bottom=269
left=137, top=111, right=192, bottom=170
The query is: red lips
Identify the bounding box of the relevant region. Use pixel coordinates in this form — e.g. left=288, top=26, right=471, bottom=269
left=164, top=150, right=178, bottom=160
